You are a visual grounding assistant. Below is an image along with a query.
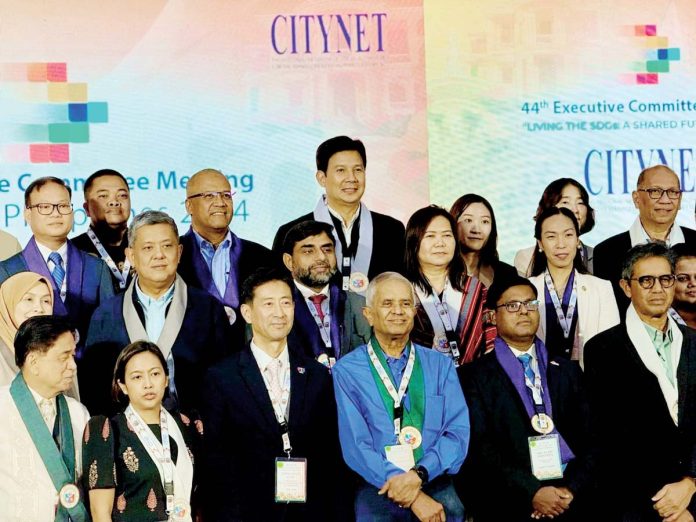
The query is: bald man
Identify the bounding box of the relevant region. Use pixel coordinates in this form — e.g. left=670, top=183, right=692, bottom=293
left=594, top=165, right=696, bottom=314
left=178, top=169, right=274, bottom=346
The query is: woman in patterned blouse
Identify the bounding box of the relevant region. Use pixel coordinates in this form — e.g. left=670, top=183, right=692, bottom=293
left=82, top=341, right=198, bottom=521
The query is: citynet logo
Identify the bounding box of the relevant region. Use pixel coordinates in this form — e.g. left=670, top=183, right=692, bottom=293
left=0, top=62, right=108, bottom=163
left=624, top=25, right=680, bottom=85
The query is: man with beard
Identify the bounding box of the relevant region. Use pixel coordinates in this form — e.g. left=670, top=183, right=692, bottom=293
left=281, top=220, right=371, bottom=367
left=72, top=169, right=133, bottom=293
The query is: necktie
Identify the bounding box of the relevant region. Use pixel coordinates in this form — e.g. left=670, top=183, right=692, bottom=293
left=264, top=359, right=286, bottom=416
left=309, top=294, right=327, bottom=322
left=48, top=252, right=65, bottom=294
left=39, top=398, right=56, bottom=428
left=518, top=353, right=536, bottom=385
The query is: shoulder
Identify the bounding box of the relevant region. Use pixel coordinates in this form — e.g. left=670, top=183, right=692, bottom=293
left=92, top=292, right=125, bottom=314
left=0, top=251, right=27, bottom=273
left=345, top=290, right=366, bottom=308
left=460, top=351, right=501, bottom=387
left=206, top=351, right=243, bottom=379
left=186, top=284, right=218, bottom=305
left=333, top=345, right=369, bottom=376
left=240, top=238, right=271, bottom=255
left=680, top=226, right=696, bottom=240
left=583, top=324, right=625, bottom=359
left=369, top=210, right=405, bottom=231
left=65, top=396, right=91, bottom=424
left=70, top=233, right=90, bottom=250
left=594, top=231, right=630, bottom=252
left=576, top=272, right=613, bottom=291
left=528, top=273, right=545, bottom=288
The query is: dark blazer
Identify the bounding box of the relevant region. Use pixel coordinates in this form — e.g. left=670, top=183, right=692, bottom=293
left=71, top=231, right=132, bottom=294
left=584, top=323, right=696, bottom=521
left=200, top=346, right=352, bottom=522
left=178, top=228, right=274, bottom=346
left=272, top=210, right=406, bottom=279
left=0, top=239, right=114, bottom=350
left=80, top=285, right=231, bottom=417
left=288, top=282, right=371, bottom=361
left=458, top=349, right=593, bottom=522
left=593, top=227, right=696, bottom=315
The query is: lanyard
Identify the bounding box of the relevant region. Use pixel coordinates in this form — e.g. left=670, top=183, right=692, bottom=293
left=86, top=228, right=130, bottom=289
left=414, top=283, right=461, bottom=365
left=544, top=269, right=577, bottom=339
left=366, top=341, right=416, bottom=437
left=305, top=297, right=332, bottom=349
left=261, top=364, right=293, bottom=455
left=125, top=405, right=176, bottom=515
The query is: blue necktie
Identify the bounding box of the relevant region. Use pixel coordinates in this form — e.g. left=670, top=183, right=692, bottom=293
left=518, top=353, right=536, bottom=384
left=48, top=252, right=65, bottom=294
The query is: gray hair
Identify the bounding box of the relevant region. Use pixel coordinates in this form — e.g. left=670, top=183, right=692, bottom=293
left=127, top=210, right=179, bottom=247
left=364, top=272, right=416, bottom=307
left=621, top=242, right=675, bottom=280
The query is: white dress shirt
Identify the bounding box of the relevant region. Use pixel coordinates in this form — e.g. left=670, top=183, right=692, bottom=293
left=629, top=216, right=685, bottom=247
left=328, top=204, right=360, bottom=248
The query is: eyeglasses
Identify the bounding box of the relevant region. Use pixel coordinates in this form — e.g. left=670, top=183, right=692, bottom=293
left=496, top=299, right=540, bottom=313
left=628, top=275, right=676, bottom=289
left=637, top=188, right=682, bottom=200
left=186, top=190, right=234, bottom=202
left=676, top=274, right=696, bottom=284
left=26, top=203, right=73, bottom=215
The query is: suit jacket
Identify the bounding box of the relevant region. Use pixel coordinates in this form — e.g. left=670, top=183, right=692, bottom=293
left=458, top=348, right=593, bottom=522
left=80, top=284, right=231, bottom=417
left=0, top=238, right=114, bottom=350
left=288, top=283, right=370, bottom=361
left=272, top=209, right=406, bottom=279
left=529, top=271, right=619, bottom=367
left=178, top=228, right=274, bottom=346
left=71, top=230, right=132, bottom=294
left=200, top=346, right=351, bottom=522
left=593, top=227, right=696, bottom=315
left=584, top=323, right=696, bottom=520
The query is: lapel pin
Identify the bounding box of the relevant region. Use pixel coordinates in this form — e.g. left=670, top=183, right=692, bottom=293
left=550, top=361, right=560, bottom=366
left=297, top=367, right=305, bottom=374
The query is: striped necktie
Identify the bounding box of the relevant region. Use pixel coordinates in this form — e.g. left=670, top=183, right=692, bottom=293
left=518, top=353, right=537, bottom=384
left=48, top=252, right=65, bottom=294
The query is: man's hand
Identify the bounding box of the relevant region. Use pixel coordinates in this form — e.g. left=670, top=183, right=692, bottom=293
left=410, top=491, right=446, bottom=522
left=531, top=486, right=572, bottom=518
left=378, top=470, right=422, bottom=507
left=653, top=478, right=696, bottom=522
left=668, top=510, right=695, bottom=522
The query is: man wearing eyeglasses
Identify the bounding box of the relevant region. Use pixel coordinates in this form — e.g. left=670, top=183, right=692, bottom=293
left=594, top=165, right=696, bottom=315
left=178, top=168, right=273, bottom=345
left=584, top=242, right=696, bottom=521
left=459, top=275, right=593, bottom=522
left=0, top=177, right=114, bottom=351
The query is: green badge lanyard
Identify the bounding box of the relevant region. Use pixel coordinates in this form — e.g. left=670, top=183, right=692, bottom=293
left=367, top=337, right=426, bottom=461
left=9, top=374, right=88, bottom=522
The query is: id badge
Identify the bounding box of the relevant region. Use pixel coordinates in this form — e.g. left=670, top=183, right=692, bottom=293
left=384, top=444, right=415, bottom=472
left=528, top=434, right=563, bottom=481
left=275, top=457, right=307, bottom=503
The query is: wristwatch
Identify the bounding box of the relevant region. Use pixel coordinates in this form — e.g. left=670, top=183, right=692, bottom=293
left=411, top=465, right=429, bottom=485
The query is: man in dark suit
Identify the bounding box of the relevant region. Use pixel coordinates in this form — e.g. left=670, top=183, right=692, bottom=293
left=178, top=168, right=273, bottom=343
left=80, top=210, right=230, bottom=417
left=459, top=275, right=593, bottom=522
left=585, top=242, right=696, bottom=521
left=0, top=177, right=114, bottom=351
left=200, top=268, right=349, bottom=521
left=272, top=136, right=405, bottom=293
left=71, top=169, right=132, bottom=293
left=281, top=220, right=370, bottom=366
left=594, top=165, right=696, bottom=314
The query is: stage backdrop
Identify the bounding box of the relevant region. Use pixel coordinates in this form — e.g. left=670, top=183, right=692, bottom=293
left=0, top=0, right=694, bottom=262
left=0, top=0, right=429, bottom=247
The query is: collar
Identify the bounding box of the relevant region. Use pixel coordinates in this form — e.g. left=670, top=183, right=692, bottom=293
left=294, top=280, right=330, bottom=300
left=35, top=239, right=68, bottom=264
left=250, top=340, right=290, bottom=373
left=508, top=343, right=537, bottom=360
left=26, top=382, right=56, bottom=407
left=642, top=319, right=674, bottom=344
left=135, top=279, right=176, bottom=307
left=327, top=202, right=360, bottom=228
left=192, top=228, right=232, bottom=251
left=629, top=216, right=685, bottom=247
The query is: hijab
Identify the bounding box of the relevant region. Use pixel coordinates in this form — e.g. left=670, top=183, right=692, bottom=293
left=0, top=272, right=54, bottom=350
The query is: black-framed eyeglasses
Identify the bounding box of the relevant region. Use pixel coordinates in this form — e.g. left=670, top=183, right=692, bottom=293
left=628, top=274, right=676, bottom=289
left=495, top=299, right=540, bottom=313
left=186, top=190, right=234, bottom=202
left=637, top=187, right=682, bottom=200
left=26, top=203, right=73, bottom=215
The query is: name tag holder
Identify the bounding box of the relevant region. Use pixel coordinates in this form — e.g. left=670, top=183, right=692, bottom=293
left=528, top=434, right=563, bottom=481
left=275, top=420, right=307, bottom=503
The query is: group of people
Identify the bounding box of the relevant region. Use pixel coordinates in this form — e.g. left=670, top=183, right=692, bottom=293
left=0, top=135, right=695, bottom=522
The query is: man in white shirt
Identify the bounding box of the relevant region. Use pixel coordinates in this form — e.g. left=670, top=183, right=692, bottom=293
left=201, top=267, right=351, bottom=521
left=281, top=220, right=370, bottom=366
left=0, top=176, right=114, bottom=349
left=594, top=165, right=696, bottom=314
left=0, top=315, right=90, bottom=522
